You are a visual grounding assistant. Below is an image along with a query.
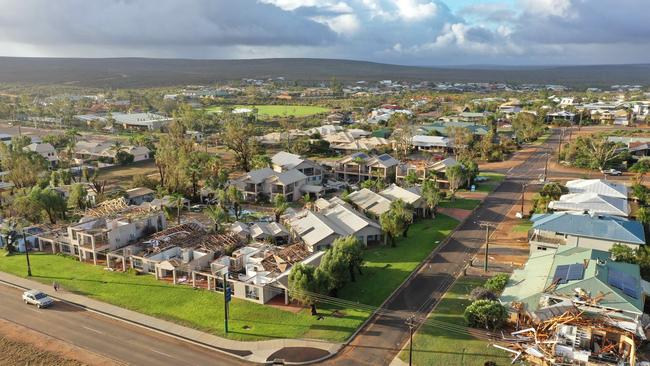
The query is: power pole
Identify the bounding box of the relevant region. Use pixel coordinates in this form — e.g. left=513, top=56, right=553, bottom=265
left=520, top=183, right=528, bottom=216
left=557, top=127, right=565, bottom=163
left=543, top=154, right=549, bottom=181
left=22, top=230, right=32, bottom=277
left=406, top=315, right=415, bottom=366
left=478, top=221, right=497, bottom=272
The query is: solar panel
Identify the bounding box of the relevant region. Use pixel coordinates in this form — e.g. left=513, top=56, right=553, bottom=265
left=567, top=264, right=585, bottom=281
left=553, top=265, right=570, bottom=284
left=608, top=269, right=639, bottom=299
left=378, top=154, right=392, bottom=161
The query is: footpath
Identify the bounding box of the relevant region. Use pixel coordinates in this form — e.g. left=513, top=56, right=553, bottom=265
left=0, top=271, right=340, bottom=365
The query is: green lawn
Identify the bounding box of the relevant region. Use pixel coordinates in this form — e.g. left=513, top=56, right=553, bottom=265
left=532, top=132, right=551, bottom=146
left=204, top=105, right=329, bottom=118
left=439, top=198, right=481, bottom=210
left=473, top=172, right=505, bottom=193
left=0, top=216, right=459, bottom=343
left=513, top=220, right=533, bottom=233
left=0, top=253, right=366, bottom=342
left=337, top=215, right=459, bottom=307
left=399, top=277, right=510, bottom=366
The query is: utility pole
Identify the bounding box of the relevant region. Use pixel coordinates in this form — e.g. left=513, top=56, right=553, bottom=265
left=223, top=274, right=231, bottom=334
left=520, top=183, right=528, bottom=216
left=557, top=127, right=565, bottom=163
left=22, top=230, right=32, bottom=277
left=406, top=315, right=415, bottom=366
left=478, top=221, right=497, bottom=272
left=543, top=154, right=549, bottom=181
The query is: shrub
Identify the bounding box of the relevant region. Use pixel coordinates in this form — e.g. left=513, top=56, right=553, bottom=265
left=470, top=287, right=497, bottom=301
left=464, top=300, right=507, bottom=330
left=484, top=273, right=509, bottom=293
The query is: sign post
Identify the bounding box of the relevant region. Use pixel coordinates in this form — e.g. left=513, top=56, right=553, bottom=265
left=223, top=274, right=231, bottom=334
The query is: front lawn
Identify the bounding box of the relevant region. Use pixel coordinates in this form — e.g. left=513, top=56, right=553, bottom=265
left=474, top=172, right=505, bottom=193
left=439, top=198, right=481, bottom=210
left=399, top=277, right=510, bottom=366
left=513, top=220, right=533, bottom=233
left=0, top=216, right=459, bottom=343
left=0, top=253, right=365, bottom=342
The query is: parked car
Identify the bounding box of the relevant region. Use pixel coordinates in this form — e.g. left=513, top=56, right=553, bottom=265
left=601, top=168, right=622, bottom=176
left=22, top=290, right=54, bottom=308
left=190, top=204, right=207, bottom=212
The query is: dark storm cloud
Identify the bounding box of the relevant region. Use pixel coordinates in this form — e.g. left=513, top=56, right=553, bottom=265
left=0, top=0, right=336, bottom=47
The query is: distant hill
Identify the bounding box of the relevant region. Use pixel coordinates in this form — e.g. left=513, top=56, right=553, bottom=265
left=0, top=57, right=649, bottom=89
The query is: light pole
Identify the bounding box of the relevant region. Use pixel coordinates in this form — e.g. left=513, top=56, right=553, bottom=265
left=22, top=230, right=32, bottom=277
left=478, top=221, right=497, bottom=272
left=406, top=315, right=415, bottom=366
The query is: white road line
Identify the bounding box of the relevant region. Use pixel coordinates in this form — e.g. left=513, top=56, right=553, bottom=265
left=82, top=325, right=104, bottom=335
left=149, top=348, right=178, bottom=359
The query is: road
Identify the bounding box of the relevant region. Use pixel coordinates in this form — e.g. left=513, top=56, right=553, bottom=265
left=0, top=285, right=247, bottom=366
left=325, top=130, right=560, bottom=366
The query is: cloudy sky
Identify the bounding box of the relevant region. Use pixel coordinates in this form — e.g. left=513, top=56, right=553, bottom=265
left=0, top=0, right=648, bottom=66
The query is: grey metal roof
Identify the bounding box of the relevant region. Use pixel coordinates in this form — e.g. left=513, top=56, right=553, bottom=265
left=531, top=212, right=645, bottom=245
left=548, top=193, right=629, bottom=217
left=565, top=179, right=628, bottom=199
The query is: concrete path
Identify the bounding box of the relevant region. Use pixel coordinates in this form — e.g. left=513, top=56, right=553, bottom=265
left=0, top=271, right=340, bottom=365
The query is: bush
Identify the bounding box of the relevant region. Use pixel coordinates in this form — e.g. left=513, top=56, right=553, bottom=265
left=464, top=300, right=507, bottom=330
left=470, top=287, right=497, bottom=301
left=484, top=273, right=509, bottom=293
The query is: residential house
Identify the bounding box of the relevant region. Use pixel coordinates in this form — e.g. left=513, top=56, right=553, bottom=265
left=565, top=179, right=628, bottom=199
left=500, top=246, right=647, bottom=338
left=334, top=152, right=399, bottom=183
left=395, top=157, right=460, bottom=187
left=74, top=140, right=151, bottom=165
left=330, top=137, right=391, bottom=152
left=410, top=135, right=452, bottom=153
left=528, top=211, right=645, bottom=253
left=417, top=121, right=489, bottom=136
left=231, top=167, right=308, bottom=203
left=249, top=222, right=290, bottom=244
left=24, top=143, right=58, bottom=167
left=347, top=188, right=393, bottom=217
left=548, top=193, right=630, bottom=217
left=271, top=151, right=324, bottom=185
left=75, top=112, right=172, bottom=131
left=380, top=184, right=426, bottom=217
left=124, top=187, right=155, bottom=205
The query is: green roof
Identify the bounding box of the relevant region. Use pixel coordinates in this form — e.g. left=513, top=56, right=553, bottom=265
left=500, top=246, right=644, bottom=315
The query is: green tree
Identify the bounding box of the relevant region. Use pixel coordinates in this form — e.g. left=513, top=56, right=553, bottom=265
left=251, top=154, right=272, bottom=170
left=335, top=236, right=364, bottom=282
left=288, top=264, right=328, bottom=315
left=445, top=164, right=465, bottom=199
left=610, top=244, right=638, bottom=263
left=222, top=116, right=258, bottom=172
left=205, top=205, right=229, bottom=233
left=404, top=170, right=419, bottom=187
left=68, top=183, right=88, bottom=210
left=421, top=178, right=441, bottom=218
left=380, top=210, right=401, bottom=247
left=319, top=247, right=349, bottom=294
left=464, top=160, right=479, bottom=188
left=540, top=182, right=568, bottom=200
left=484, top=274, right=509, bottom=293
left=630, top=158, right=650, bottom=183
left=170, top=193, right=185, bottom=225
left=226, top=186, right=243, bottom=220
left=464, top=300, right=507, bottom=330
left=273, top=194, right=289, bottom=223
left=28, top=187, right=67, bottom=224
left=390, top=199, right=414, bottom=237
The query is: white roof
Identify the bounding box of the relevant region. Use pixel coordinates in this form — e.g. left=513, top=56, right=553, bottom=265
left=250, top=222, right=288, bottom=239
left=565, top=179, right=628, bottom=199
left=429, top=157, right=459, bottom=172
left=319, top=201, right=381, bottom=235
left=272, top=151, right=304, bottom=170
left=411, top=135, right=450, bottom=148
left=24, top=142, right=55, bottom=153
left=347, top=188, right=392, bottom=216
left=273, top=169, right=307, bottom=185
left=287, top=210, right=340, bottom=247
left=380, top=184, right=422, bottom=205
left=548, top=193, right=629, bottom=217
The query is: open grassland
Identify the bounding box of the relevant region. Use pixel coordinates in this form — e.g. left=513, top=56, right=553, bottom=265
left=204, top=105, right=329, bottom=118
left=399, top=277, right=510, bottom=366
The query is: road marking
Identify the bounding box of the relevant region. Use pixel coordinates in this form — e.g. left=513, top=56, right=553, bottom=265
left=82, top=325, right=104, bottom=335
left=149, top=348, right=178, bottom=360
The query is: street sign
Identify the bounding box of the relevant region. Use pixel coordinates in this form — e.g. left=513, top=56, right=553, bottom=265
left=225, top=287, right=232, bottom=303
left=470, top=184, right=476, bottom=192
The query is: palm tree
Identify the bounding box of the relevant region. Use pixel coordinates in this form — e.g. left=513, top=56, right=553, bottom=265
left=170, top=193, right=185, bottom=225
left=205, top=205, right=228, bottom=233
left=380, top=210, right=400, bottom=247
left=273, top=194, right=289, bottom=222
left=65, top=128, right=82, bottom=145
left=226, top=186, right=243, bottom=220
left=422, top=177, right=441, bottom=218
left=108, top=140, right=127, bottom=156
left=390, top=199, right=414, bottom=237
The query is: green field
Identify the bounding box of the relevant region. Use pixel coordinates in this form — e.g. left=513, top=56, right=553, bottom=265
left=204, top=105, right=329, bottom=118
left=470, top=172, right=505, bottom=193
left=532, top=132, right=552, bottom=146
left=0, top=216, right=458, bottom=342
left=439, top=198, right=481, bottom=210
left=399, top=277, right=510, bottom=366
left=513, top=220, right=533, bottom=233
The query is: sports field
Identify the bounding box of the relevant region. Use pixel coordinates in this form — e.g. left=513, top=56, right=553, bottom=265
left=204, top=105, right=329, bottom=118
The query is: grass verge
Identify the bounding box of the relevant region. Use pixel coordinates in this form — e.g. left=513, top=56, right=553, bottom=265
left=439, top=198, right=481, bottom=210
left=398, top=277, right=510, bottom=366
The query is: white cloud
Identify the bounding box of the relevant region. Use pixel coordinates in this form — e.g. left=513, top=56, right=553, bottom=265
left=312, top=13, right=361, bottom=34
left=520, top=0, right=573, bottom=17
left=394, top=0, right=437, bottom=21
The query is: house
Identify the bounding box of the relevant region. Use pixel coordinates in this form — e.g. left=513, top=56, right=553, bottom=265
left=231, top=167, right=308, bottom=202
left=285, top=200, right=382, bottom=251
left=24, top=143, right=58, bottom=167
left=334, top=152, right=399, bottom=183
left=249, top=222, right=290, bottom=244
left=548, top=193, right=630, bottom=217
left=528, top=211, right=645, bottom=253
left=74, top=140, right=151, bottom=165
left=124, top=187, right=155, bottom=205
left=410, top=135, right=452, bottom=153
left=75, top=112, right=172, bottom=131
left=500, top=246, right=647, bottom=337
left=614, top=110, right=630, bottom=126
left=380, top=184, right=426, bottom=217
left=330, top=137, right=391, bottom=152
left=545, top=111, right=576, bottom=123
left=395, top=157, right=460, bottom=187
left=417, top=121, right=489, bottom=136
left=36, top=198, right=166, bottom=265
left=347, top=188, right=393, bottom=217
left=565, top=179, right=627, bottom=199
left=271, top=151, right=324, bottom=185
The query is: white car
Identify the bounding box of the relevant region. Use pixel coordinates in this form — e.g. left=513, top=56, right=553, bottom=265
left=22, top=289, right=54, bottom=308
left=601, top=168, right=622, bottom=176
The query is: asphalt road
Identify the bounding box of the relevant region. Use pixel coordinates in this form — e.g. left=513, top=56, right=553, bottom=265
left=325, top=130, right=560, bottom=366
left=0, top=284, right=247, bottom=366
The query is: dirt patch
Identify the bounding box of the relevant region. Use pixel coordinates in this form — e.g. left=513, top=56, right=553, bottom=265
left=437, top=207, right=472, bottom=221
left=0, top=319, right=121, bottom=366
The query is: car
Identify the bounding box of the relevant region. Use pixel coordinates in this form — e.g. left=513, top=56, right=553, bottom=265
left=601, top=168, right=622, bottom=176
left=22, top=289, right=54, bottom=308
left=473, top=176, right=488, bottom=182
left=190, top=204, right=207, bottom=212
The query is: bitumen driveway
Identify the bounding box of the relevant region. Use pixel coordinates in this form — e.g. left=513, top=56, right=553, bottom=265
left=323, top=130, right=559, bottom=366
left=0, top=284, right=248, bottom=366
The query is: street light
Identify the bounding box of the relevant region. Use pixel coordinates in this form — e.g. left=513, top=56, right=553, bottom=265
left=23, top=230, right=32, bottom=277
left=406, top=315, right=416, bottom=366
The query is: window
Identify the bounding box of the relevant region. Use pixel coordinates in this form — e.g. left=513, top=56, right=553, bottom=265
left=245, top=286, right=259, bottom=300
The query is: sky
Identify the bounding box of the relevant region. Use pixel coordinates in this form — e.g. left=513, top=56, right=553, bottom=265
left=0, top=0, right=648, bottom=66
